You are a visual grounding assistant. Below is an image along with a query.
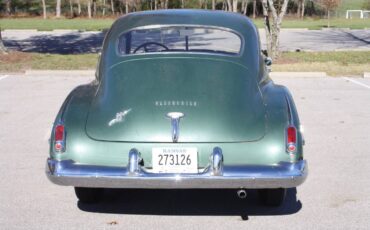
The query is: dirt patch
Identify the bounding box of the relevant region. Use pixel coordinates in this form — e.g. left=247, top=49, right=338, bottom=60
left=0, top=51, right=33, bottom=64
left=0, top=51, right=34, bottom=72
left=275, top=56, right=299, bottom=65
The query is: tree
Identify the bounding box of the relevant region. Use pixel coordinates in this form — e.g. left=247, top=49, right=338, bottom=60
left=102, top=0, right=106, bottom=16
left=111, top=0, right=115, bottom=15
left=227, top=0, right=239, bottom=12
left=296, top=0, right=305, bottom=18
left=125, top=0, right=129, bottom=14
left=87, top=0, right=92, bottom=18
left=56, top=0, right=61, bottom=18
left=41, top=0, right=47, bottom=19
left=262, top=0, right=289, bottom=60
left=253, top=0, right=257, bottom=18
left=0, top=29, right=8, bottom=54
left=363, top=0, right=370, bottom=10
left=69, top=0, right=74, bottom=17
left=93, top=0, right=97, bottom=16
left=241, top=0, right=249, bottom=14
left=5, top=0, right=11, bottom=15
left=319, top=0, right=340, bottom=28
left=77, top=0, right=82, bottom=15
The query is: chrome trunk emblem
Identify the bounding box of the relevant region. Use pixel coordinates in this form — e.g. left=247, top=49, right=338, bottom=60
left=166, top=112, right=184, bottom=142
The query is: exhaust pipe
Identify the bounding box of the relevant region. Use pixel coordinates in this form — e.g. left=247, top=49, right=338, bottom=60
left=237, top=189, right=247, bottom=199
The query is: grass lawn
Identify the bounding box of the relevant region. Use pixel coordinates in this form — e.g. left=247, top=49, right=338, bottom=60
left=274, top=51, right=370, bottom=76
left=0, top=52, right=98, bottom=72
left=253, top=18, right=370, bottom=30
left=0, top=18, right=114, bottom=31
left=0, top=17, right=369, bottom=31
left=1, top=51, right=369, bottom=76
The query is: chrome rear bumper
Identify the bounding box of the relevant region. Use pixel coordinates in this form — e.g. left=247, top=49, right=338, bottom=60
left=46, top=149, right=307, bottom=189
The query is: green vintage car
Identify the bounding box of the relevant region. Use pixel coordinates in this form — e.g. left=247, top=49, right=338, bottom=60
left=46, top=10, right=307, bottom=206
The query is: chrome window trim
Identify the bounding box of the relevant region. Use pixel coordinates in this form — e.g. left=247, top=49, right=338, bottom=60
left=114, top=24, right=245, bottom=58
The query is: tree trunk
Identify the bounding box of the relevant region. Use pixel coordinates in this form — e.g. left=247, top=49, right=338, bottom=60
left=155, top=0, right=157, bottom=10
left=42, top=0, right=47, bottom=19
left=125, top=0, right=129, bottom=14
left=103, top=0, right=106, bottom=16
left=93, top=0, right=97, bottom=17
left=301, top=0, right=305, bottom=18
left=77, top=0, right=81, bottom=16
left=56, top=0, right=61, bottom=18
left=69, top=0, right=73, bottom=18
left=253, top=0, right=256, bottom=18
left=87, top=0, right=92, bottom=19
left=262, top=0, right=289, bottom=60
left=5, top=0, right=11, bottom=16
left=212, top=0, right=215, bottom=10
left=242, top=0, right=248, bottom=15
left=297, top=0, right=301, bottom=18
left=111, top=0, right=115, bottom=15
left=327, top=9, right=330, bottom=28
left=0, top=29, right=8, bottom=54
left=227, top=0, right=232, bottom=11
left=182, top=0, right=185, bottom=8
left=232, top=0, right=238, bottom=12
left=165, top=0, right=168, bottom=9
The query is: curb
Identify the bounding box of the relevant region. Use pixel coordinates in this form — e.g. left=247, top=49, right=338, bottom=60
left=270, top=72, right=327, bottom=78
left=24, top=70, right=95, bottom=77
left=3, top=29, right=38, bottom=33
left=52, top=29, right=79, bottom=33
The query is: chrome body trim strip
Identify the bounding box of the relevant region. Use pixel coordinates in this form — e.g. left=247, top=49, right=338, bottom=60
left=46, top=158, right=308, bottom=189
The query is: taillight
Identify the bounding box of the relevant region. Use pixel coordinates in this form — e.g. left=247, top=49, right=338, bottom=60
left=286, top=126, right=297, bottom=153
left=54, top=124, right=65, bottom=152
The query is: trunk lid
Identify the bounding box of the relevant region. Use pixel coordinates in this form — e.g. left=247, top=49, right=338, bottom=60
left=86, top=57, right=266, bottom=142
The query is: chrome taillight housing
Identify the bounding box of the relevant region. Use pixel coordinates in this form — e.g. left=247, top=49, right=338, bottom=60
left=54, top=123, right=65, bottom=152
left=286, top=126, right=297, bottom=153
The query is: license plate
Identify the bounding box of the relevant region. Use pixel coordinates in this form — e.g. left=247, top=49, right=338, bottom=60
left=152, top=147, right=198, bottom=173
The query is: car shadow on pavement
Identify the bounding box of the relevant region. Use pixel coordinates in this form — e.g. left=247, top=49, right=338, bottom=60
left=4, top=32, right=105, bottom=54
left=77, top=188, right=302, bottom=219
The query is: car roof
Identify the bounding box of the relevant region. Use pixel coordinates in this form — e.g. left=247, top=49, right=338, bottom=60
left=101, top=10, right=261, bottom=70
left=109, top=9, right=257, bottom=40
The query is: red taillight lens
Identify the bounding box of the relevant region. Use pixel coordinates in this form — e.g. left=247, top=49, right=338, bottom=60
left=55, top=125, right=64, bottom=141
left=286, top=126, right=297, bottom=153
left=54, top=124, right=65, bottom=152
left=287, top=126, right=296, bottom=143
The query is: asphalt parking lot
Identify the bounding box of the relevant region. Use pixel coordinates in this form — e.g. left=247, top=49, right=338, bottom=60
left=3, top=29, right=370, bottom=54
left=0, top=74, right=369, bottom=229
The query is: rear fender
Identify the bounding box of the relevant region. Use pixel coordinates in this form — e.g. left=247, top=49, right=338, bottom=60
left=49, top=83, right=97, bottom=159
left=261, top=81, right=303, bottom=162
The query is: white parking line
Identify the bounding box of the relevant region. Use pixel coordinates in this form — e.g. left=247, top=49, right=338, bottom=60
left=343, top=77, right=370, bottom=90
left=0, top=75, right=9, bottom=81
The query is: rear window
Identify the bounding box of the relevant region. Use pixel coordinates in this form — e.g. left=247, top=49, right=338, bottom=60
left=117, top=26, right=242, bottom=56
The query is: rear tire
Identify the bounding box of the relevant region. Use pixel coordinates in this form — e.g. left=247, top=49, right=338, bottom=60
left=74, top=187, right=104, bottom=204
left=258, top=188, right=287, bottom=207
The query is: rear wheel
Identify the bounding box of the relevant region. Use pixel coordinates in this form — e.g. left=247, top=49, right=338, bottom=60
left=74, top=187, right=104, bottom=204
left=258, top=188, right=287, bottom=207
